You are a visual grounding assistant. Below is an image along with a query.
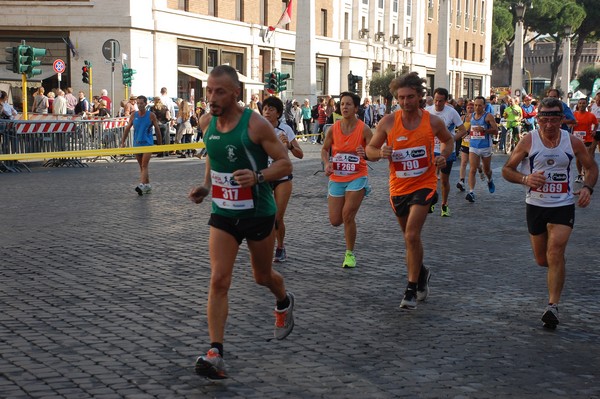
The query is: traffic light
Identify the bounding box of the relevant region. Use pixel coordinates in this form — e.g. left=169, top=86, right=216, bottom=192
left=122, top=64, right=136, bottom=86
left=5, top=45, right=30, bottom=74
left=268, top=72, right=278, bottom=93
left=347, top=72, right=362, bottom=94
left=25, top=46, right=46, bottom=77
left=82, top=65, right=89, bottom=84
left=278, top=73, right=290, bottom=92
left=82, top=60, right=92, bottom=84
left=5, top=47, right=17, bottom=73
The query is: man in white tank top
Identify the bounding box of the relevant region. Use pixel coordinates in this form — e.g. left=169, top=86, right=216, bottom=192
left=502, top=97, right=598, bottom=330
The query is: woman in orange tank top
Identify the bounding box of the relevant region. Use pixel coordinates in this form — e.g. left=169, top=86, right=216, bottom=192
left=321, top=92, right=373, bottom=268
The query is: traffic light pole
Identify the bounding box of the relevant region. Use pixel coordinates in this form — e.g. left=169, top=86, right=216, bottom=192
left=110, top=61, right=115, bottom=117
left=21, top=73, right=28, bottom=121
left=89, top=66, right=93, bottom=108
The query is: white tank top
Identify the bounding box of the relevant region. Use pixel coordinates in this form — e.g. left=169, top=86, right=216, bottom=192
left=525, top=129, right=574, bottom=207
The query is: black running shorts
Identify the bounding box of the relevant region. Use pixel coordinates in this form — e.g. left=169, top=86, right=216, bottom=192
left=526, top=204, right=574, bottom=235
left=208, top=214, right=275, bottom=245
left=391, top=188, right=438, bottom=217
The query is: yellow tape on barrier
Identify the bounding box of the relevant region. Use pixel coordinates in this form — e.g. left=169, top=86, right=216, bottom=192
left=0, top=143, right=205, bottom=161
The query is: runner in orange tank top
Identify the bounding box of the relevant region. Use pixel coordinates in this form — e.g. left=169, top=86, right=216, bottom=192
left=366, top=72, right=453, bottom=311
left=321, top=91, right=373, bottom=268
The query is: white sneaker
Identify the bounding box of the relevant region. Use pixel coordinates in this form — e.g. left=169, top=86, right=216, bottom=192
left=142, top=184, right=152, bottom=194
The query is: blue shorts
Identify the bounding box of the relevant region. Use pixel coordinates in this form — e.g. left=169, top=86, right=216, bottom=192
left=328, top=176, right=371, bottom=198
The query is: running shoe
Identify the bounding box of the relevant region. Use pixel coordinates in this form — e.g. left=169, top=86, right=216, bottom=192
left=542, top=304, right=559, bottom=330
left=342, top=251, right=356, bottom=268
left=575, top=175, right=584, bottom=183
left=142, top=184, right=152, bottom=194
left=400, top=288, right=417, bottom=310
left=416, top=267, right=431, bottom=301
left=429, top=204, right=435, bottom=214
left=488, top=180, right=495, bottom=193
left=273, top=247, right=287, bottom=263
left=456, top=180, right=466, bottom=192
left=274, top=292, right=295, bottom=340
left=195, top=348, right=228, bottom=379
left=465, top=192, right=475, bottom=203
left=441, top=204, right=450, bottom=217
left=135, top=184, right=144, bottom=196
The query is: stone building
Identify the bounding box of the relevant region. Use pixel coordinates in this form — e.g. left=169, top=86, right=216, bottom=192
left=0, top=0, right=493, bottom=108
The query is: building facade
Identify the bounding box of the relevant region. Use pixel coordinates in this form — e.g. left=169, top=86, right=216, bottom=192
left=0, top=0, right=493, bottom=108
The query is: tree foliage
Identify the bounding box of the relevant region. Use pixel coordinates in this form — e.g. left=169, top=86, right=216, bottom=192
left=571, top=0, right=600, bottom=79
left=369, top=72, right=396, bottom=101
left=491, top=4, right=513, bottom=65
left=576, top=66, right=600, bottom=93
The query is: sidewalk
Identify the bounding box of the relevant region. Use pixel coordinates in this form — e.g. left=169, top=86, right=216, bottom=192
left=1, top=149, right=599, bottom=398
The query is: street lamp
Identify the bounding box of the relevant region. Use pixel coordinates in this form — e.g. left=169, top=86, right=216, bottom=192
left=560, top=26, right=572, bottom=101
left=510, top=2, right=526, bottom=99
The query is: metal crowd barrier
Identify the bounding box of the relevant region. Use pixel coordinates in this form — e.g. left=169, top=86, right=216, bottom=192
left=0, top=116, right=131, bottom=172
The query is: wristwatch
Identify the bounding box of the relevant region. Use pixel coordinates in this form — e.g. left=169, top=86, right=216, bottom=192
left=255, top=171, right=265, bottom=184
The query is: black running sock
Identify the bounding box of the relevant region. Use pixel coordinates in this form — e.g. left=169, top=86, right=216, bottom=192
left=418, top=265, right=426, bottom=282
left=276, top=295, right=290, bottom=310
left=210, top=342, right=224, bottom=358
left=407, top=282, right=417, bottom=291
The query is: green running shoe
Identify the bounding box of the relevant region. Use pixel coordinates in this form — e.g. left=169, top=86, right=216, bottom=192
left=441, top=204, right=450, bottom=217
left=342, top=251, right=356, bottom=268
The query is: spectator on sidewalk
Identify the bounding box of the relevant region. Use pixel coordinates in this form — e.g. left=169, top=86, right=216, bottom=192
left=52, top=90, right=67, bottom=115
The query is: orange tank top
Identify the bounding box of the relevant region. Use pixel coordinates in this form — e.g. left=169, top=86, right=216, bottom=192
left=387, top=110, right=437, bottom=196
left=330, top=119, right=368, bottom=183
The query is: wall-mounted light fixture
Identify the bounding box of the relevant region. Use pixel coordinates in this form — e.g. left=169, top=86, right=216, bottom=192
left=359, top=28, right=370, bottom=39
left=390, top=34, right=400, bottom=44
left=403, top=37, right=414, bottom=47
left=374, top=32, right=385, bottom=42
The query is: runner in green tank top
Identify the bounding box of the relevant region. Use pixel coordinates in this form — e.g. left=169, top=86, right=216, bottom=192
left=188, top=65, right=295, bottom=380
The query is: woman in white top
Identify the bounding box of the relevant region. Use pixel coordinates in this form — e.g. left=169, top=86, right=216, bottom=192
left=262, top=96, right=303, bottom=263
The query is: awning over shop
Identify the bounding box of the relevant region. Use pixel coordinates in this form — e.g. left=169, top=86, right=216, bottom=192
left=177, top=66, right=209, bottom=82
left=0, top=69, right=57, bottom=87
left=237, top=72, right=266, bottom=90
left=178, top=66, right=265, bottom=90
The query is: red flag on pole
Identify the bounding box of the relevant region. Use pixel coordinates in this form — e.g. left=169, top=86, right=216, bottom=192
left=268, top=0, right=293, bottom=31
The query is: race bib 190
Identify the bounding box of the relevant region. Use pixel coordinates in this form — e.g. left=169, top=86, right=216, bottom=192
left=391, top=145, right=429, bottom=178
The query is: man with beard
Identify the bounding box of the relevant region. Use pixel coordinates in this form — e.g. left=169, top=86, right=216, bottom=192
left=189, top=65, right=295, bottom=379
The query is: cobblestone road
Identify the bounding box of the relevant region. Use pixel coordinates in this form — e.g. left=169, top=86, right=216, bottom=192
left=1, top=145, right=599, bottom=398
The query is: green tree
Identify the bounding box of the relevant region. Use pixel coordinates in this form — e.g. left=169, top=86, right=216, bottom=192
left=519, top=0, right=585, bottom=86
left=491, top=4, right=513, bottom=66
left=369, top=72, right=396, bottom=112
left=571, top=0, right=600, bottom=80
left=576, top=66, right=600, bottom=93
